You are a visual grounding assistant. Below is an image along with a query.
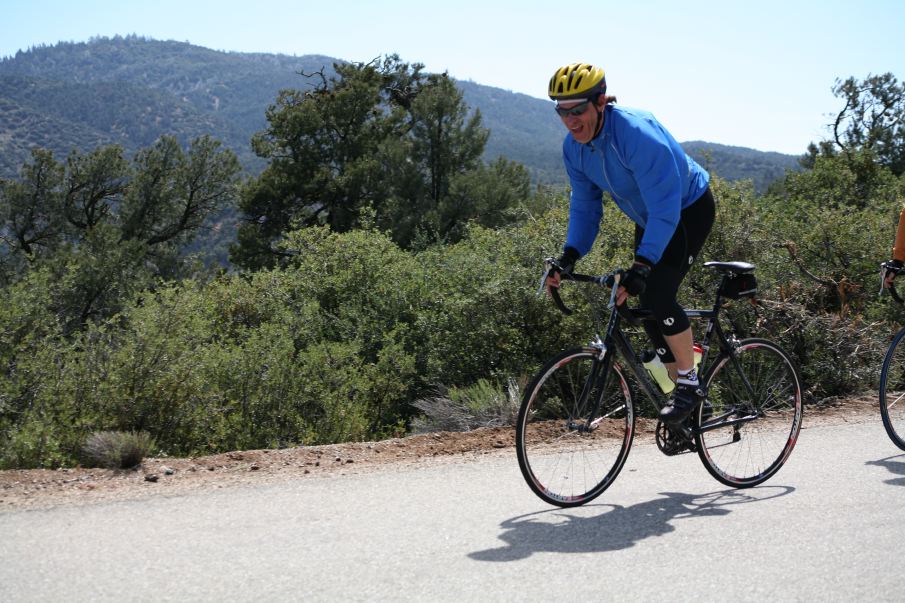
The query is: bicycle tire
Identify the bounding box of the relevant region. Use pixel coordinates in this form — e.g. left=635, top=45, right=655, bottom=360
left=516, top=347, right=635, bottom=507
left=880, top=327, right=905, bottom=450
left=695, top=338, right=803, bottom=488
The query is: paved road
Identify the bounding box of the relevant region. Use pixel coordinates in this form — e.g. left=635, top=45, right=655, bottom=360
left=2, top=417, right=904, bottom=602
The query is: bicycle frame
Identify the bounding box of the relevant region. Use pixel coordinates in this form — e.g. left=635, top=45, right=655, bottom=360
left=573, top=274, right=760, bottom=435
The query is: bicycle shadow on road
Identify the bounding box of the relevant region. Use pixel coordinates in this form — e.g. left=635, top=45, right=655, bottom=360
left=866, top=454, right=905, bottom=486
left=469, top=486, right=794, bottom=562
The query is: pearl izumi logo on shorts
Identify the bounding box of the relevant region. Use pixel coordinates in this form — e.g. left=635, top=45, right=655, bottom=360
left=657, top=347, right=667, bottom=356
left=688, top=255, right=694, bottom=265
left=663, top=317, right=675, bottom=326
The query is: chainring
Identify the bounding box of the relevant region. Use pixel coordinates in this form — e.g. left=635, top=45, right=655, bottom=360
left=655, top=420, right=696, bottom=455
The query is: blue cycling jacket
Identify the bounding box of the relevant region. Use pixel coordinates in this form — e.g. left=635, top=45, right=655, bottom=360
left=562, top=104, right=710, bottom=265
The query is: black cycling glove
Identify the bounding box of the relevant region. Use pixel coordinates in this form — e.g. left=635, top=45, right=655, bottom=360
left=555, top=246, right=580, bottom=276
left=884, top=259, right=904, bottom=284
left=621, top=261, right=651, bottom=296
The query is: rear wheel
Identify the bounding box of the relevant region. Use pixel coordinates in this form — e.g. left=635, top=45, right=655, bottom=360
left=695, top=338, right=802, bottom=488
left=516, top=347, right=635, bottom=507
left=880, top=327, right=905, bottom=450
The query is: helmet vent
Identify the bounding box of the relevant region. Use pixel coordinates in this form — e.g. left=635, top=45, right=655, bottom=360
left=548, top=63, right=605, bottom=100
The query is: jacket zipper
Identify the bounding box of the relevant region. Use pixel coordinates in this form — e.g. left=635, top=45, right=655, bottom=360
left=593, top=139, right=646, bottom=227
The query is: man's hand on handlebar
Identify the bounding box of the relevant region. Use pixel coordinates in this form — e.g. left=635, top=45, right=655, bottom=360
left=544, top=268, right=563, bottom=296
left=883, top=259, right=903, bottom=289
left=544, top=247, right=579, bottom=297
left=615, top=260, right=651, bottom=306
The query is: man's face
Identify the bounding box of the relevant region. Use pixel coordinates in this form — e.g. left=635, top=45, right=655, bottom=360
left=556, top=98, right=599, bottom=144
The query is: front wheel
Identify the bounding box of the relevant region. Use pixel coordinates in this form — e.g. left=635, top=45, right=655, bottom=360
left=880, top=327, right=905, bottom=450
left=695, top=338, right=803, bottom=488
left=516, top=347, right=635, bottom=507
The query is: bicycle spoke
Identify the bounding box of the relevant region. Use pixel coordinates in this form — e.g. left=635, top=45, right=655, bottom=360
left=888, top=391, right=905, bottom=410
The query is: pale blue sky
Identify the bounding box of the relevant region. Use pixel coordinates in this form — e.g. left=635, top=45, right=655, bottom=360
left=2, top=0, right=904, bottom=154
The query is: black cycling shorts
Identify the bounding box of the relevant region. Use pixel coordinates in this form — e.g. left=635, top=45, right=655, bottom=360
left=634, top=187, right=715, bottom=362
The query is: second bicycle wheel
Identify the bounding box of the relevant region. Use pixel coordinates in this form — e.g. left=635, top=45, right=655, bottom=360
left=880, top=328, right=905, bottom=450
left=696, top=338, right=803, bottom=488
left=516, top=347, right=635, bottom=507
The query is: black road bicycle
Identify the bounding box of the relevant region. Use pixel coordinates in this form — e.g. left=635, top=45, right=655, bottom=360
left=878, top=261, right=905, bottom=449
left=516, top=260, right=804, bottom=507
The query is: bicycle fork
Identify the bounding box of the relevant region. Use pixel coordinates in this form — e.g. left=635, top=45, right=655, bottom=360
left=569, top=337, right=619, bottom=433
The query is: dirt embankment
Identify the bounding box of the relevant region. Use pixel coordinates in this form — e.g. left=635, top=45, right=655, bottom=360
left=0, top=396, right=877, bottom=510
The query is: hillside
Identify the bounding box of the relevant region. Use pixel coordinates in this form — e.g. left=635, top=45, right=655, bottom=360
left=0, top=36, right=800, bottom=190
left=0, top=37, right=337, bottom=174
left=682, top=141, right=801, bottom=194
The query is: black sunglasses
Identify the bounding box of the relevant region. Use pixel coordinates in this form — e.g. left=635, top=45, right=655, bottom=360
left=554, top=100, right=591, bottom=117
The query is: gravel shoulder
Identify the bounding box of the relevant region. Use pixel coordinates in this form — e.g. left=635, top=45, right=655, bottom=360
left=0, top=396, right=879, bottom=510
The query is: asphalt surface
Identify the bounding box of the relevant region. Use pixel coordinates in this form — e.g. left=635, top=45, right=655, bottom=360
left=2, top=417, right=903, bottom=602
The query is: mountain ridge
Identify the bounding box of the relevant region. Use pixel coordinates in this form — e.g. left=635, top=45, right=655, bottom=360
left=0, top=36, right=801, bottom=190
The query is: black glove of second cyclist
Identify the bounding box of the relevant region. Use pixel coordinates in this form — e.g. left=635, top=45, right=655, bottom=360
left=885, top=259, right=904, bottom=283
left=620, top=261, right=651, bottom=296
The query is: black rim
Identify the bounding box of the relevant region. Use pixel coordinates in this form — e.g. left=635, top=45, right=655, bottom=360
left=880, top=328, right=905, bottom=450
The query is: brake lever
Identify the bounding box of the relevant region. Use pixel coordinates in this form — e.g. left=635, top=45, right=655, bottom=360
left=536, top=257, right=556, bottom=297
left=536, top=269, right=550, bottom=297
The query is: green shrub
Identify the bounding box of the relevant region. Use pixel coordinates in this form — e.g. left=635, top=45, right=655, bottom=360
left=1, top=159, right=903, bottom=468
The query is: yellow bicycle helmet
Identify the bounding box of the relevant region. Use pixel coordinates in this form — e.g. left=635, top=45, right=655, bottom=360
left=548, top=63, right=606, bottom=101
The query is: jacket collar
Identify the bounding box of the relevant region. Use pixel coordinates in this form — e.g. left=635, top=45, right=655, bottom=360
left=584, top=103, right=613, bottom=148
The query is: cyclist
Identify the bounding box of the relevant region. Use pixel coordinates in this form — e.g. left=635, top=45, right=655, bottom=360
left=883, top=202, right=905, bottom=288
left=544, top=62, right=715, bottom=425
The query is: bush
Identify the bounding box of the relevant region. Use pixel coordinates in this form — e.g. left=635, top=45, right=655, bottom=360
left=82, top=431, right=154, bottom=469
left=1, top=160, right=903, bottom=468
left=411, top=378, right=520, bottom=433
left=746, top=299, right=888, bottom=400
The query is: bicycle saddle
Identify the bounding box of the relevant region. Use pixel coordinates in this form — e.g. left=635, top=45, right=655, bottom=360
left=704, top=261, right=755, bottom=274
